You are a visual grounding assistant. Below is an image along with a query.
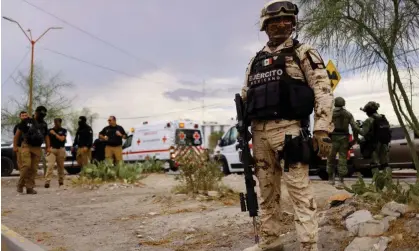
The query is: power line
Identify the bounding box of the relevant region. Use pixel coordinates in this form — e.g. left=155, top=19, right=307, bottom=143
left=2, top=49, right=30, bottom=85
left=96, top=102, right=229, bottom=120
left=40, top=47, right=172, bottom=85
left=21, top=0, right=159, bottom=70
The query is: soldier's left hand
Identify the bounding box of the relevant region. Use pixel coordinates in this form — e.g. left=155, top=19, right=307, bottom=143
left=312, top=131, right=332, bottom=158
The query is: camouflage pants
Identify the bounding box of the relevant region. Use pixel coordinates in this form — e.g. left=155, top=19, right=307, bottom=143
left=371, top=142, right=389, bottom=174
left=326, top=134, right=349, bottom=178
left=252, top=120, right=318, bottom=250
left=18, top=143, right=42, bottom=189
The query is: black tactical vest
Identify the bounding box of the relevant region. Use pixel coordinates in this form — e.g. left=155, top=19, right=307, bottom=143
left=246, top=40, right=315, bottom=121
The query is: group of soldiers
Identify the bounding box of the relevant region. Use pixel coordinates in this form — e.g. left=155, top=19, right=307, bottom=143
left=327, top=98, right=391, bottom=189
left=13, top=107, right=128, bottom=195
left=240, top=1, right=392, bottom=251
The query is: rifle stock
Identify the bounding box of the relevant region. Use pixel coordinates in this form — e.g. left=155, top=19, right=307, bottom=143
left=234, top=93, right=259, bottom=244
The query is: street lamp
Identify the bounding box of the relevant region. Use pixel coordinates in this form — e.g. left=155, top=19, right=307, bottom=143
left=3, top=16, right=62, bottom=116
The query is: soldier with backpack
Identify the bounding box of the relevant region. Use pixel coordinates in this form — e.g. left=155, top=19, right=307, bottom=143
left=13, top=106, right=50, bottom=194
left=358, top=101, right=392, bottom=174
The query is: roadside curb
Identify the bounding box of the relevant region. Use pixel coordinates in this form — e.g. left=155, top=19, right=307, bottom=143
left=1, top=225, right=46, bottom=251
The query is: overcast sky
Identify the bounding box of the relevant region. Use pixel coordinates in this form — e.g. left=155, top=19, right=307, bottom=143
left=2, top=0, right=418, bottom=137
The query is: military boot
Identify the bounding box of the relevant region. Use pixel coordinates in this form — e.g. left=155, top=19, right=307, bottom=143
left=328, top=173, right=335, bottom=186
left=243, top=238, right=284, bottom=251
left=335, top=177, right=345, bottom=190
left=44, top=183, right=50, bottom=188
left=16, top=185, right=24, bottom=193
left=26, top=188, right=37, bottom=194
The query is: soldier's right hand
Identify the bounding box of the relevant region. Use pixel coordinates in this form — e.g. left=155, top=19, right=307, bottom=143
left=13, top=147, right=18, bottom=153
left=313, top=131, right=332, bottom=158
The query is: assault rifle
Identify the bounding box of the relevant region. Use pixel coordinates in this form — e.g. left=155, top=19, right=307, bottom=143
left=234, top=93, right=259, bottom=244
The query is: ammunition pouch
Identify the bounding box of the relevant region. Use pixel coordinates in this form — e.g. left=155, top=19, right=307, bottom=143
left=279, top=134, right=313, bottom=165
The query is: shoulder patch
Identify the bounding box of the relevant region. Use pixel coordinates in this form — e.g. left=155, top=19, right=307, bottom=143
left=305, top=49, right=326, bottom=70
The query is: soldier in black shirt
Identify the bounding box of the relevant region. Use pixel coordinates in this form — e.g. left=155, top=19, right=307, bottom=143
left=99, top=116, right=127, bottom=165
left=72, top=116, right=93, bottom=168
left=92, top=135, right=106, bottom=163
left=13, top=111, right=29, bottom=172
left=44, top=118, right=67, bottom=188
left=13, top=106, right=50, bottom=194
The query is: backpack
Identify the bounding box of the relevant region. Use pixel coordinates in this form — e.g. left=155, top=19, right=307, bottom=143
left=26, top=120, right=45, bottom=146
left=372, top=115, right=391, bottom=144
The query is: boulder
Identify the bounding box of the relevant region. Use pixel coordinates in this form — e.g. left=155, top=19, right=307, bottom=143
left=345, top=210, right=373, bottom=235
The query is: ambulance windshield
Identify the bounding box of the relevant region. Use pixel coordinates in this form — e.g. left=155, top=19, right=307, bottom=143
left=175, top=129, right=202, bottom=146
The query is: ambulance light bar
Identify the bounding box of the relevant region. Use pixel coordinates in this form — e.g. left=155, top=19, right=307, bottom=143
left=166, top=122, right=171, bottom=128
left=179, top=122, right=184, bottom=128
left=143, top=121, right=148, bottom=125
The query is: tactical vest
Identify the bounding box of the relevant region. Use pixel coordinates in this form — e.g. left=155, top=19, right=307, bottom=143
left=246, top=40, right=315, bottom=121
left=332, top=108, right=350, bottom=134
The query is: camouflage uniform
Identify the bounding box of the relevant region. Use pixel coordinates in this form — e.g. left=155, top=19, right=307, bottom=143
left=327, top=97, right=359, bottom=188
left=241, top=2, right=333, bottom=250
left=358, top=102, right=390, bottom=174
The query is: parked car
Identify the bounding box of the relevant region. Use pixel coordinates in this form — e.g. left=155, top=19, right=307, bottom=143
left=352, top=126, right=419, bottom=177
left=1, top=142, right=17, bottom=176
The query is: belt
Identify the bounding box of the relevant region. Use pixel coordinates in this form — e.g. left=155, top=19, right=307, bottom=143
left=52, top=147, right=65, bottom=149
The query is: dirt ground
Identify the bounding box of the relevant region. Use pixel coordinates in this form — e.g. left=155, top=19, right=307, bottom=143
left=2, top=173, right=355, bottom=251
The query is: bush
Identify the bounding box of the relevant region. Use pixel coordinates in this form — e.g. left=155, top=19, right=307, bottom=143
left=345, top=169, right=419, bottom=207
left=173, top=146, right=224, bottom=194
left=74, top=158, right=164, bottom=184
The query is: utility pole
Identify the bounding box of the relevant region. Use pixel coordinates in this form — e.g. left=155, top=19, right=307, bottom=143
left=202, top=79, right=206, bottom=124
left=3, top=16, right=62, bottom=116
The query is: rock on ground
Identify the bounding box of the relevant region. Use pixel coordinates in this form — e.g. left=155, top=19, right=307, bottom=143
left=345, top=210, right=373, bottom=235
left=345, top=236, right=390, bottom=251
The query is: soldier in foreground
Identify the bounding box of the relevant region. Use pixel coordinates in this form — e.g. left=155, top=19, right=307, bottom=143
left=327, top=97, right=359, bottom=189
left=13, top=106, right=50, bottom=194
left=241, top=1, right=334, bottom=250
left=45, top=118, right=67, bottom=188
left=357, top=101, right=391, bottom=174
left=72, top=116, right=93, bottom=168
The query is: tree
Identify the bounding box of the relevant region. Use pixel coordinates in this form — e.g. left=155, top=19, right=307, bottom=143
left=299, top=0, right=419, bottom=175
left=1, top=65, right=75, bottom=139
left=67, top=107, right=99, bottom=135
left=208, top=131, right=224, bottom=150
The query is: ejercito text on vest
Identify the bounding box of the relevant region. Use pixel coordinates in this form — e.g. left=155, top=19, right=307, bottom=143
left=246, top=43, right=315, bottom=121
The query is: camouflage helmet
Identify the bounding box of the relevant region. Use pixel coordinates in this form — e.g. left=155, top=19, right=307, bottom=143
left=334, top=97, right=346, bottom=107
left=360, top=101, right=380, bottom=113
left=260, top=0, right=299, bottom=31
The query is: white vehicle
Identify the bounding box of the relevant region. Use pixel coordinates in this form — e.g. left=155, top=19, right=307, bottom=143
left=213, top=125, right=252, bottom=175
left=122, top=119, right=205, bottom=171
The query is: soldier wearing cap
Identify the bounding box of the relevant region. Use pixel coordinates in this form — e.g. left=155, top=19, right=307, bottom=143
left=72, top=116, right=93, bottom=168
left=241, top=1, right=334, bottom=250
left=13, top=106, right=50, bottom=194
left=44, top=118, right=67, bottom=188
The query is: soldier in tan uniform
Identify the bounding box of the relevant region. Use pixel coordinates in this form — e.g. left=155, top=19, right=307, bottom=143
left=241, top=1, right=334, bottom=251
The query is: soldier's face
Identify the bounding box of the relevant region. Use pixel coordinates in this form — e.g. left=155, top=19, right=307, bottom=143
left=266, top=17, right=294, bottom=41
left=20, top=112, right=28, bottom=120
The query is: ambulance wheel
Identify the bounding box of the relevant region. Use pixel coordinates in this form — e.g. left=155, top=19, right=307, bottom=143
left=65, top=167, right=81, bottom=175
left=221, top=159, right=230, bottom=176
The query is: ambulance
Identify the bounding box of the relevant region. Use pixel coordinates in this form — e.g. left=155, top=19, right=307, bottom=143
left=121, top=119, right=206, bottom=171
